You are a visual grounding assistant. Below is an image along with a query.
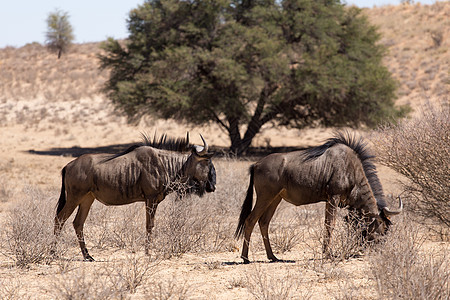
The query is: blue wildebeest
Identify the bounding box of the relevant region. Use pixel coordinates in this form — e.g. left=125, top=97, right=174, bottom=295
left=54, top=133, right=216, bottom=261
left=235, top=131, right=402, bottom=264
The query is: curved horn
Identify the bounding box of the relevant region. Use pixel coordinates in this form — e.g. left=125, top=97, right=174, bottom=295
left=195, top=134, right=208, bottom=156
left=382, top=196, right=403, bottom=217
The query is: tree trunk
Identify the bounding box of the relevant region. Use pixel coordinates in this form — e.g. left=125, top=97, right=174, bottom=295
left=228, top=117, right=244, bottom=155
left=231, top=83, right=277, bottom=155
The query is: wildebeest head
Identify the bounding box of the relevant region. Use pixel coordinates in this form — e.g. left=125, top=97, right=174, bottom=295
left=369, top=197, right=403, bottom=239
left=183, top=135, right=216, bottom=197
left=346, top=197, right=403, bottom=241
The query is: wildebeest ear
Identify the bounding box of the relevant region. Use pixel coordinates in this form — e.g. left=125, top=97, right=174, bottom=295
left=192, top=150, right=214, bottom=160
left=202, top=152, right=215, bottom=159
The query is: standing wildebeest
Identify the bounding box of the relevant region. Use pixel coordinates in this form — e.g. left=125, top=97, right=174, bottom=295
left=235, top=131, right=402, bottom=264
left=54, top=133, right=216, bottom=261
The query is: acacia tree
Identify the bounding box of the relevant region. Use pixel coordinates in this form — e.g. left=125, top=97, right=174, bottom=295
left=45, top=9, right=74, bottom=59
left=99, top=0, right=407, bottom=154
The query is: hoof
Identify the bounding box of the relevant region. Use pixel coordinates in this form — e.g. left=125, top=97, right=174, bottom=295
left=269, top=257, right=280, bottom=263
left=83, top=251, right=95, bottom=262
left=242, top=256, right=250, bottom=264
left=83, top=255, right=95, bottom=262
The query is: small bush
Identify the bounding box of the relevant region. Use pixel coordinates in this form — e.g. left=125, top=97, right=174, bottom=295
left=86, top=202, right=146, bottom=253
left=50, top=267, right=124, bottom=300
left=104, top=253, right=158, bottom=294
left=306, top=208, right=370, bottom=264
left=270, top=216, right=303, bottom=254
left=2, top=186, right=63, bottom=268
left=245, top=265, right=303, bottom=300
left=369, top=218, right=449, bottom=299
left=144, top=276, right=191, bottom=300
left=151, top=197, right=206, bottom=257
left=372, top=101, right=449, bottom=228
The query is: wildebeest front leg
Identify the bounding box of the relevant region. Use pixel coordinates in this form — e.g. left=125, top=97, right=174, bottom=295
left=73, top=195, right=95, bottom=261
left=323, top=195, right=339, bottom=258
left=258, top=196, right=282, bottom=262
left=145, top=199, right=159, bottom=255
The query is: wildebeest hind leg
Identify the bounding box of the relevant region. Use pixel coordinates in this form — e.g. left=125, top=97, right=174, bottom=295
left=52, top=200, right=79, bottom=257
left=72, top=194, right=95, bottom=261
left=241, top=195, right=278, bottom=264
left=258, top=195, right=282, bottom=262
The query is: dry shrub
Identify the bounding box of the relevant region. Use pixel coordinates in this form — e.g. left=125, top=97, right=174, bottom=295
left=104, top=253, right=159, bottom=294
left=50, top=266, right=125, bottom=300
left=245, top=265, right=300, bottom=300
left=227, top=276, right=247, bottom=289
left=1, top=186, right=66, bottom=268
left=372, top=101, right=449, bottom=228
left=306, top=208, right=370, bottom=265
left=270, top=220, right=303, bottom=254
left=151, top=196, right=207, bottom=257
left=369, top=218, right=449, bottom=299
left=50, top=254, right=159, bottom=299
left=269, top=205, right=305, bottom=254
left=245, top=264, right=314, bottom=300
left=145, top=276, right=191, bottom=300
left=333, top=279, right=371, bottom=300
left=86, top=202, right=146, bottom=253
left=325, top=211, right=370, bottom=261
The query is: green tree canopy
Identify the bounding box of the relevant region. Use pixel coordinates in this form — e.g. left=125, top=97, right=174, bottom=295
left=45, top=9, right=74, bottom=59
left=99, top=0, right=407, bottom=154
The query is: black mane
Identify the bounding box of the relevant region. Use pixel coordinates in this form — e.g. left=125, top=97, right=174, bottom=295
left=102, top=133, right=191, bottom=162
left=141, top=132, right=191, bottom=152
left=304, top=131, right=387, bottom=209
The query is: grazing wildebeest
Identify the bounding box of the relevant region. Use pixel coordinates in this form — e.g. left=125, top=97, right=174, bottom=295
left=54, top=133, right=216, bottom=261
left=235, top=131, right=402, bottom=264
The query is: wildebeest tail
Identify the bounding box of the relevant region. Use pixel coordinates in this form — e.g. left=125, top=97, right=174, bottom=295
left=56, top=167, right=67, bottom=215
left=235, top=165, right=255, bottom=239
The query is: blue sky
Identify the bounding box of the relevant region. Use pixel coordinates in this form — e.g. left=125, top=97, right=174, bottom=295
left=0, top=0, right=441, bottom=48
